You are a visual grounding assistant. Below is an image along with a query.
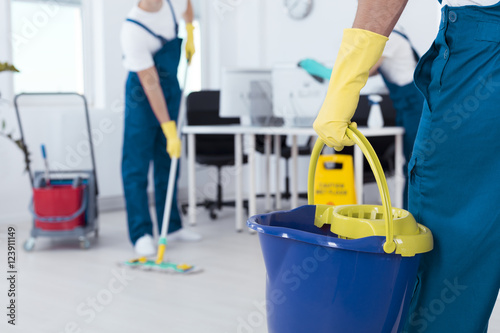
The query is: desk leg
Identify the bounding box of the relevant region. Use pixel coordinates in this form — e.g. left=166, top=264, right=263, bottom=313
left=248, top=134, right=257, bottom=223
left=264, top=134, right=271, bottom=212
left=235, top=134, right=243, bottom=232
left=354, top=145, right=364, bottom=204
left=274, top=135, right=282, bottom=210
left=188, top=133, right=196, bottom=226
left=291, top=135, right=298, bottom=209
left=395, top=133, right=404, bottom=209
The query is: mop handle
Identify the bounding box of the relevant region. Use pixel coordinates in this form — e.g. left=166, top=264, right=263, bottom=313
left=308, top=125, right=396, bottom=254
left=41, top=144, right=50, bottom=186
left=156, top=63, right=190, bottom=264
left=155, top=63, right=189, bottom=263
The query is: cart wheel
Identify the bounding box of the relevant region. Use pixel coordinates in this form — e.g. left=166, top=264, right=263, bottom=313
left=24, top=238, right=36, bottom=252
left=80, top=238, right=91, bottom=250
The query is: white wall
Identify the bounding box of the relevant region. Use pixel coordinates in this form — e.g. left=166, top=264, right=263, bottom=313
left=203, top=0, right=440, bottom=87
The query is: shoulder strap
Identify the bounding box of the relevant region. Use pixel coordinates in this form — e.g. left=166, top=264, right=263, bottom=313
left=165, top=0, right=179, bottom=36
left=125, top=18, right=169, bottom=44
left=392, top=29, right=420, bottom=62
left=125, top=0, right=179, bottom=44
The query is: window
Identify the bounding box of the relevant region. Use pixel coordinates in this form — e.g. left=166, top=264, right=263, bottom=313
left=11, top=0, right=85, bottom=94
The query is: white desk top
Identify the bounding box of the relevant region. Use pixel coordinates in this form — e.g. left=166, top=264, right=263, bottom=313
left=182, top=125, right=404, bottom=137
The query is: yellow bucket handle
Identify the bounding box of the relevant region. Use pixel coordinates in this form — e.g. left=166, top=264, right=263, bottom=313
left=308, top=125, right=396, bottom=254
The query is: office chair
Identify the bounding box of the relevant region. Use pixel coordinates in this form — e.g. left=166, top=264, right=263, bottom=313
left=181, top=90, right=248, bottom=220
left=344, top=94, right=397, bottom=183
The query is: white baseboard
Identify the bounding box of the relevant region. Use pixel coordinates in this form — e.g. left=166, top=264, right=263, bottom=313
left=98, top=186, right=189, bottom=212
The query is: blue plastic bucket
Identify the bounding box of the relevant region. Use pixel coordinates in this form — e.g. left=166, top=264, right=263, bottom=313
left=247, top=126, right=432, bottom=333
left=248, top=205, right=420, bottom=333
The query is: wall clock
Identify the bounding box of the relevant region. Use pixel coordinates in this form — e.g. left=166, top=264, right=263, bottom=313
left=284, top=0, right=313, bottom=20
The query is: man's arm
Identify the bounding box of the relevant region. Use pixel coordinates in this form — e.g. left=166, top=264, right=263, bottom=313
left=137, top=66, right=182, bottom=158
left=353, top=0, right=408, bottom=36
left=356, top=1, right=407, bottom=76
left=137, top=66, right=170, bottom=123
left=184, top=0, right=195, bottom=63
left=312, top=0, right=409, bottom=151
left=183, top=0, right=193, bottom=24
left=369, top=57, right=385, bottom=76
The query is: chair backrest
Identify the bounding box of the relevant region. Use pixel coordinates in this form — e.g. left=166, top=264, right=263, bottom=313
left=345, top=94, right=398, bottom=180
left=352, top=94, right=396, bottom=127
left=186, top=90, right=239, bottom=157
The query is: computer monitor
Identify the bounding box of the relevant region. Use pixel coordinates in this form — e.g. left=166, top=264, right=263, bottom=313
left=272, top=64, right=328, bottom=127
left=219, top=68, right=275, bottom=121
left=272, top=64, right=389, bottom=127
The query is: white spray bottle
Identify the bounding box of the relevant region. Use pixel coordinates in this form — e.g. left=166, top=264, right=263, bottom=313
left=367, top=94, right=384, bottom=129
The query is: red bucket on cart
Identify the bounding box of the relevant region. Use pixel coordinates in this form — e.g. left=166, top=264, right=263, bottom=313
left=32, top=185, right=87, bottom=231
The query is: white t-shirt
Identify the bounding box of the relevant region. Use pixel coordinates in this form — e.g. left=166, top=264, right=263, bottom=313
left=121, top=0, right=187, bottom=72
left=442, top=0, right=499, bottom=5
left=378, top=27, right=417, bottom=86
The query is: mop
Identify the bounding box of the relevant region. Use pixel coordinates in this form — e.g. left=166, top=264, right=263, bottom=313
left=122, top=63, right=201, bottom=274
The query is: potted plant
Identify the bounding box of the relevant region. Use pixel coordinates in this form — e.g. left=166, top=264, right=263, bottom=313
left=0, top=63, right=31, bottom=171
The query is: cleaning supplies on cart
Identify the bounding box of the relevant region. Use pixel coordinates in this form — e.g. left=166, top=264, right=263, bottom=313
left=32, top=177, right=87, bottom=231
left=15, top=92, right=99, bottom=251
left=31, top=145, right=86, bottom=231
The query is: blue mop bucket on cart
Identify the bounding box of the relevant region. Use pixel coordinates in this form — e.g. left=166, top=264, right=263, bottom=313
left=247, top=125, right=433, bottom=333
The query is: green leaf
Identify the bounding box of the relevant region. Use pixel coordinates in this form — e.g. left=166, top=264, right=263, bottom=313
left=0, top=62, right=20, bottom=73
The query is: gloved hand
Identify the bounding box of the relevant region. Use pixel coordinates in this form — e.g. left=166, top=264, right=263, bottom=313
left=313, top=28, right=388, bottom=151
left=185, top=23, right=195, bottom=64
left=298, top=59, right=332, bottom=82
left=161, top=121, right=182, bottom=158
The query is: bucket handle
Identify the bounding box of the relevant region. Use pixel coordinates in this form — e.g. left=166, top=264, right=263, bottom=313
left=308, top=125, right=396, bottom=254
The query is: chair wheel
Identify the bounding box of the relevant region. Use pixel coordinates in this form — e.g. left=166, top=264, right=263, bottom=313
left=24, top=238, right=36, bottom=252
left=80, top=238, right=91, bottom=249
left=94, top=229, right=99, bottom=238
left=181, top=205, right=188, bottom=215
left=209, top=211, right=217, bottom=220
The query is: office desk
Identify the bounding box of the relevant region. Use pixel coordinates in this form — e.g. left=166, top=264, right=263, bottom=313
left=182, top=125, right=405, bottom=231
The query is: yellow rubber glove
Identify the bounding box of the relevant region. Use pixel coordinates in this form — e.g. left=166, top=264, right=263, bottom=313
left=313, top=28, right=388, bottom=151
left=161, top=121, right=182, bottom=158
left=185, top=23, right=195, bottom=64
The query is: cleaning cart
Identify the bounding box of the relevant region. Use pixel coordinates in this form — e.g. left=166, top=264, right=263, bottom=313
left=15, top=93, right=99, bottom=251
left=247, top=125, right=433, bottom=333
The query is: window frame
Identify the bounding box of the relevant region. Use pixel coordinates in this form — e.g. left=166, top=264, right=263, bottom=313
left=7, top=0, right=96, bottom=107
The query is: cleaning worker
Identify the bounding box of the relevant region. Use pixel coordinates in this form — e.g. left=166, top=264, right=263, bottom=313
left=299, top=25, right=423, bottom=209
left=121, top=0, right=201, bottom=257
left=313, top=0, right=500, bottom=332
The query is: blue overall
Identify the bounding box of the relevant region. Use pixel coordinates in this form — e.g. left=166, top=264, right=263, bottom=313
left=404, top=4, right=500, bottom=332
left=379, top=30, right=424, bottom=209
left=121, top=0, right=182, bottom=245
